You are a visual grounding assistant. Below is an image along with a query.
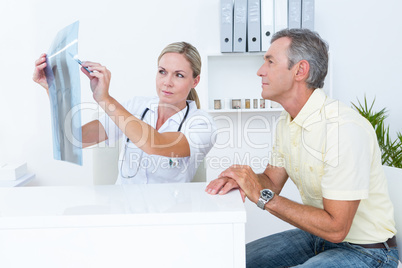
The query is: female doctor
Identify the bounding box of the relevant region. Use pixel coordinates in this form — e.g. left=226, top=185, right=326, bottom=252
left=33, top=42, right=216, bottom=184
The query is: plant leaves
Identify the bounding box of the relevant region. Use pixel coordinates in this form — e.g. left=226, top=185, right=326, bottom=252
left=352, top=96, right=402, bottom=168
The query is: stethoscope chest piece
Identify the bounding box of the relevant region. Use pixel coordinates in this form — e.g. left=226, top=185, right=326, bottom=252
left=120, top=102, right=190, bottom=178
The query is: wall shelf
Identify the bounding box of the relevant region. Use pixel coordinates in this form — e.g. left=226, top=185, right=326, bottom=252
left=207, top=53, right=266, bottom=111
left=207, top=108, right=283, bottom=114
left=205, top=51, right=332, bottom=112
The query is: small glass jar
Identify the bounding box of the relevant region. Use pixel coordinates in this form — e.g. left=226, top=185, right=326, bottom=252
left=253, top=99, right=258, bottom=109
left=245, top=99, right=250, bottom=109
left=260, top=99, right=266, bottom=109
left=232, top=99, right=241, bottom=109
left=214, top=99, right=222, bottom=109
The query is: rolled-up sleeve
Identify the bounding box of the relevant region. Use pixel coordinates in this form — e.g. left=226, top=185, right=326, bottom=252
left=183, top=112, right=217, bottom=170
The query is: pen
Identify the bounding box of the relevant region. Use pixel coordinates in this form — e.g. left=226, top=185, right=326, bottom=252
left=73, top=57, right=93, bottom=73
left=68, top=52, right=93, bottom=73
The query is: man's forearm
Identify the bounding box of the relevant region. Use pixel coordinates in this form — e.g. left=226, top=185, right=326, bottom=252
left=265, top=195, right=359, bottom=243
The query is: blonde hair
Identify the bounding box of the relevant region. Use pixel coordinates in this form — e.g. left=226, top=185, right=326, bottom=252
left=158, top=42, right=201, bottom=109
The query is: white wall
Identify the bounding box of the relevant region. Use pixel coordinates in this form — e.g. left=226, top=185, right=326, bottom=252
left=315, top=0, right=402, bottom=138
left=2, top=0, right=401, bottom=186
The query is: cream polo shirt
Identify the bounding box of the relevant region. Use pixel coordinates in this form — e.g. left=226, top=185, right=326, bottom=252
left=271, top=89, right=396, bottom=244
left=99, top=96, right=216, bottom=185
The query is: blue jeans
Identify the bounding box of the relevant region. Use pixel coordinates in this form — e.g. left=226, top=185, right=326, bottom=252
left=246, top=229, right=399, bottom=268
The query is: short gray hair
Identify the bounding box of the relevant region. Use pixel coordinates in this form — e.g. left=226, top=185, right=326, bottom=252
left=271, top=28, right=329, bottom=89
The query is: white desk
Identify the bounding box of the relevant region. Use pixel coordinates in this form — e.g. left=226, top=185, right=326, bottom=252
left=0, top=173, right=35, bottom=187
left=0, top=183, right=246, bottom=268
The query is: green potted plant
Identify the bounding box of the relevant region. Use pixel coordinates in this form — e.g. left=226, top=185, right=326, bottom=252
left=352, top=96, right=402, bottom=168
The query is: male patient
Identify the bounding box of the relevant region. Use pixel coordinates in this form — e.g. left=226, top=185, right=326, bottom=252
left=206, top=28, right=399, bottom=267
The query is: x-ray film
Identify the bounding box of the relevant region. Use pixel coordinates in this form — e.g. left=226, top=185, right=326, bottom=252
left=44, top=21, right=82, bottom=165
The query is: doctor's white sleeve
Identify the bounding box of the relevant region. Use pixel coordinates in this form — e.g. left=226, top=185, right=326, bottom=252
left=183, top=113, right=217, bottom=170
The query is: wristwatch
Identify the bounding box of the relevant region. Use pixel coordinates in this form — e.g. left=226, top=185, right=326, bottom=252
left=257, top=189, right=275, bottom=210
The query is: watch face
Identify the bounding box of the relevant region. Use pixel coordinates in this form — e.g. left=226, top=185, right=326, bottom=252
left=261, top=189, right=273, bottom=200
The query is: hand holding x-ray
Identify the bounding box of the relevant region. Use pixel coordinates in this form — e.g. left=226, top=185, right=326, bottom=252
left=33, top=53, right=49, bottom=91
left=79, top=61, right=112, bottom=104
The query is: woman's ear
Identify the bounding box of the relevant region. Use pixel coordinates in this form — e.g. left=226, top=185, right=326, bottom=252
left=192, top=75, right=200, bottom=88
left=295, top=60, right=310, bottom=82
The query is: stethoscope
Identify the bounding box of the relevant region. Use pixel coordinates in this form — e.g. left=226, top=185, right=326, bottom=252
left=120, top=102, right=190, bottom=179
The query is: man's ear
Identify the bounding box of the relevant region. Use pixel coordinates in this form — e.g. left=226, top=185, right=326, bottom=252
left=295, top=60, right=310, bottom=82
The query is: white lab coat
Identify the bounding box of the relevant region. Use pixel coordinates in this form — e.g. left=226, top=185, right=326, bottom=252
left=99, top=96, right=216, bottom=184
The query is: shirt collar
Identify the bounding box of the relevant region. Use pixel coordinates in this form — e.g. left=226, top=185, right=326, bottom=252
left=290, top=89, right=327, bottom=131
left=144, top=97, right=195, bottom=126
left=168, top=100, right=193, bottom=125
left=144, top=97, right=160, bottom=112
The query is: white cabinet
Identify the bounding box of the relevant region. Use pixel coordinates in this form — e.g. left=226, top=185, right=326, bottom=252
left=0, top=183, right=246, bottom=268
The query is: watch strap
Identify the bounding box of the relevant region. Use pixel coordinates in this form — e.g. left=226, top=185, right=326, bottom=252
left=257, top=198, right=267, bottom=209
